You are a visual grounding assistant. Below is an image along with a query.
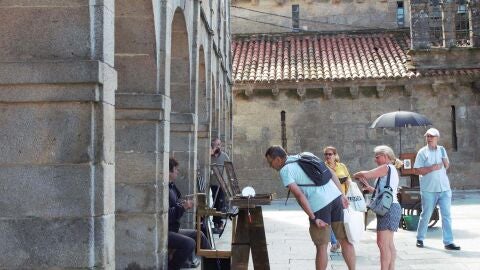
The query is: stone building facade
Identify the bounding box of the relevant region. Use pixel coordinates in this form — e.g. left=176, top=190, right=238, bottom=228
left=0, top=0, right=232, bottom=269
left=231, top=0, right=480, bottom=197
left=231, top=0, right=410, bottom=33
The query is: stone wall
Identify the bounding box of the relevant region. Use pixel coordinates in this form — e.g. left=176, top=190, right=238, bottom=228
left=233, top=81, right=480, bottom=197
left=0, top=0, right=232, bottom=269
left=231, top=0, right=407, bottom=33
left=0, top=1, right=116, bottom=268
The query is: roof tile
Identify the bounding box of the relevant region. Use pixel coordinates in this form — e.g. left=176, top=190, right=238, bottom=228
left=232, top=32, right=480, bottom=83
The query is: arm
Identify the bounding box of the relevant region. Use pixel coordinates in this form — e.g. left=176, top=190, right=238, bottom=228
left=414, top=164, right=442, bottom=176
left=440, top=146, right=449, bottom=170
left=169, top=198, right=186, bottom=221
left=288, top=183, right=328, bottom=228
left=442, top=158, right=449, bottom=170
left=353, top=165, right=388, bottom=192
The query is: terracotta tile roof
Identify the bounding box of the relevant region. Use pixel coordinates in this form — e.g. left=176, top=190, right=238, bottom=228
left=231, top=32, right=480, bottom=83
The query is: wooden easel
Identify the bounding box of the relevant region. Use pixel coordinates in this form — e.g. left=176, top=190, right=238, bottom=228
left=195, top=163, right=273, bottom=269
left=230, top=197, right=271, bottom=270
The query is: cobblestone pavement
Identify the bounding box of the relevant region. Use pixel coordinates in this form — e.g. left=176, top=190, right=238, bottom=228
left=261, top=190, right=480, bottom=270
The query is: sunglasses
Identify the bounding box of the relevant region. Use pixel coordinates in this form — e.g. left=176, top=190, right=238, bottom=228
left=324, top=153, right=334, bottom=156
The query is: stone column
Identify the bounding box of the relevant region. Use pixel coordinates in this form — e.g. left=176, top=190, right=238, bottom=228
left=471, top=0, right=480, bottom=47
left=170, top=113, right=198, bottom=228
left=410, top=0, right=431, bottom=49
left=114, top=1, right=169, bottom=269
left=0, top=1, right=116, bottom=269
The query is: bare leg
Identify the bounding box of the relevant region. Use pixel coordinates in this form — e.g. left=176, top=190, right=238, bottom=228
left=377, top=230, right=394, bottom=270
left=339, top=239, right=356, bottom=270
left=388, top=235, right=396, bottom=270
left=315, top=244, right=328, bottom=270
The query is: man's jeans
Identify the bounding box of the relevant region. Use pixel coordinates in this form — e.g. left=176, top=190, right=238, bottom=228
left=416, top=190, right=454, bottom=245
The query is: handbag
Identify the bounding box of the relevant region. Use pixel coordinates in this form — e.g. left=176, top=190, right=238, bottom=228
left=343, top=209, right=364, bottom=245
left=367, top=166, right=393, bottom=216
left=346, top=181, right=367, bottom=212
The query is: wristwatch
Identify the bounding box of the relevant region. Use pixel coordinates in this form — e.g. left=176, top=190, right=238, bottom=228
left=309, top=217, right=316, bottom=223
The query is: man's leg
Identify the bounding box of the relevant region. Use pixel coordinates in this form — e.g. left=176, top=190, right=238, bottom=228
left=179, top=228, right=212, bottom=249
left=168, top=231, right=195, bottom=270
left=416, top=191, right=438, bottom=242
left=338, top=238, right=356, bottom=270
left=437, top=190, right=454, bottom=245
left=210, top=185, right=224, bottom=229
left=315, top=243, right=328, bottom=270
left=309, top=221, right=330, bottom=270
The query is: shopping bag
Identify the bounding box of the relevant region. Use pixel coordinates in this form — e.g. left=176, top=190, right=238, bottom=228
left=343, top=209, right=364, bottom=245
left=346, top=181, right=367, bottom=212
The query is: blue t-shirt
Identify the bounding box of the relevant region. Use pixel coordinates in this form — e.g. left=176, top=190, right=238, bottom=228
left=280, top=154, right=341, bottom=212
left=414, top=145, right=451, bottom=192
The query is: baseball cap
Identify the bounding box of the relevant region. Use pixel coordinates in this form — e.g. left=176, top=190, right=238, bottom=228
left=424, top=128, right=440, bottom=137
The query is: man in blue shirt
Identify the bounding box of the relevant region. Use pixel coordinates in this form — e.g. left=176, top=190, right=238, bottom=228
left=265, top=145, right=356, bottom=270
left=413, top=128, right=460, bottom=250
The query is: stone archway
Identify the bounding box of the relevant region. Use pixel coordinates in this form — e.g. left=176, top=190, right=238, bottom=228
left=169, top=8, right=196, bottom=226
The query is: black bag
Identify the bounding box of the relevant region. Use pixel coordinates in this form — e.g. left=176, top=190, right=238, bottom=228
left=284, top=153, right=333, bottom=204
left=294, top=153, right=333, bottom=187
left=367, top=166, right=393, bottom=216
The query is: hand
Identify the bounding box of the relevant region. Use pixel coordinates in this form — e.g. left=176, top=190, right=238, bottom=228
left=182, top=199, right=193, bottom=210
left=313, top=218, right=329, bottom=228
left=341, top=194, right=349, bottom=209
left=358, top=177, right=369, bottom=187
left=432, top=163, right=442, bottom=171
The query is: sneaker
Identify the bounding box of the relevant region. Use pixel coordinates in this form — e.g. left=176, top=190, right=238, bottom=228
left=444, top=243, right=461, bottom=250
left=416, top=240, right=424, bottom=248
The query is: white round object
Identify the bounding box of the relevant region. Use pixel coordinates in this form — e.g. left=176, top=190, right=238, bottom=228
left=241, top=186, right=256, bottom=197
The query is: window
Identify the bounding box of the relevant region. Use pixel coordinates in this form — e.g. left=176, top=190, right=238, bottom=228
left=281, top=111, right=287, bottom=150
left=292, top=4, right=300, bottom=32
left=455, top=0, right=470, bottom=46
left=429, top=0, right=443, bottom=47
left=451, top=106, right=458, bottom=151
left=397, top=1, right=405, bottom=27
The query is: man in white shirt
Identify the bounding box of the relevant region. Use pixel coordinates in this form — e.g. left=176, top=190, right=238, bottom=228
left=414, top=128, right=460, bottom=250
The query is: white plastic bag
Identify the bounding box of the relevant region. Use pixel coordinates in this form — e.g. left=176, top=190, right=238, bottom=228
left=343, top=209, right=365, bottom=245
left=346, top=181, right=367, bottom=212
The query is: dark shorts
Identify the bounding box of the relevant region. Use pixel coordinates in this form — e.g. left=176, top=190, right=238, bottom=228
left=377, top=203, right=402, bottom=231
left=309, top=196, right=347, bottom=245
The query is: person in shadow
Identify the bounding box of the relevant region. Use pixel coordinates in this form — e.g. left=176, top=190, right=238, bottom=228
left=168, top=158, right=211, bottom=270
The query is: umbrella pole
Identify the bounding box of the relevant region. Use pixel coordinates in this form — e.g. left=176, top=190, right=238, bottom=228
left=399, top=128, right=402, bottom=155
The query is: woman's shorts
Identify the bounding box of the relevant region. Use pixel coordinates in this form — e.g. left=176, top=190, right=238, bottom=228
left=377, top=203, right=402, bottom=232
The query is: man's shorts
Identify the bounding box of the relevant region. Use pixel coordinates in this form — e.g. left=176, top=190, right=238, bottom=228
left=309, top=196, right=347, bottom=245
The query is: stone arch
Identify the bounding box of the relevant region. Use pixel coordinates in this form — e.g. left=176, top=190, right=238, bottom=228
left=169, top=7, right=195, bottom=224
left=114, top=1, right=163, bottom=269
left=170, top=8, right=191, bottom=113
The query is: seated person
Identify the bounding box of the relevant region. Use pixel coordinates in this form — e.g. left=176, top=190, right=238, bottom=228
left=168, top=158, right=211, bottom=270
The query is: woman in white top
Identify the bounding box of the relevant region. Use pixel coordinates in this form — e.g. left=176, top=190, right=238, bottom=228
left=353, top=145, right=402, bottom=270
